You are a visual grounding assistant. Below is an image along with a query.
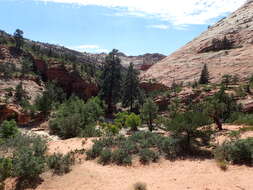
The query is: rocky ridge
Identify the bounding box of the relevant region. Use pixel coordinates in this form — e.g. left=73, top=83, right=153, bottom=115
left=142, top=0, right=253, bottom=86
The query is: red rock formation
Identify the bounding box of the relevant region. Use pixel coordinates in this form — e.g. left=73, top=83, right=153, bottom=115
left=0, top=104, right=31, bottom=125
left=34, top=60, right=99, bottom=100
left=140, top=82, right=169, bottom=92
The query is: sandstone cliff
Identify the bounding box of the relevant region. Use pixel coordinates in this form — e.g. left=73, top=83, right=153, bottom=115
left=142, top=0, right=253, bottom=86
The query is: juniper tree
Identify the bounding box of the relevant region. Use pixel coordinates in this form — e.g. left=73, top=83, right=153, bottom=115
left=199, top=64, right=209, bottom=84
left=122, top=62, right=141, bottom=112
left=100, top=49, right=122, bottom=114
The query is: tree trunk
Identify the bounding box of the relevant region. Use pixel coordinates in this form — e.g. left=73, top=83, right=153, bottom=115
left=214, top=117, right=222, bottom=130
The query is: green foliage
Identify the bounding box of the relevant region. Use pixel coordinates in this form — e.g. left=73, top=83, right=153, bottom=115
left=114, top=112, right=129, bottom=128
left=0, top=120, right=18, bottom=139
left=12, top=147, right=45, bottom=180
left=14, top=29, right=24, bottom=52
left=204, top=86, right=240, bottom=130
left=141, top=98, right=158, bottom=131
left=15, top=81, right=29, bottom=107
left=98, top=149, right=112, bottom=165
left=21, top=57, right=34, bottom=76
left=214, top=138, right=253, bottom=166
left=221, top=74, right=233, bottom=87
left=0, top=62, right=16, bottom=80
left=0, top=158, right=13, bottom=182
left=125, top=113, right=141, bottom=131
left=86, top=131, right=207, bottom=166
left=47, top=153, right=75, bottom=175
left=166, top=111, right=211, bottom=151
left=49, top=96, right=103, bottom=139
left=199, top=64, right=209, bottom=84
left=112, top=148, right=132, bottom=165
left=86, top=140, right=104, bottom=160
left=230, top=113, right=253, bottom=126
left=100, top=123, right=120, bottom=135
left=100, top=49, right=122, bottom=113
left=139, top=149, right=159, bottom=164
left=35, top=82, right=66, bottom=114
left=122, top=62, right=142, bottom=112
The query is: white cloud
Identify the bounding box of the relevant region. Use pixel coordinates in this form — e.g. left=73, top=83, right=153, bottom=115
left=70, top=44, right=109, bottom=53
left=148, top=24, right=170, bottom=30
left=38, top=0, right=247, bottom=25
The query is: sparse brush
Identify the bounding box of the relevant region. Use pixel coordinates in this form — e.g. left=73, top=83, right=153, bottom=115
left=133, top=182, right=147, bottom=190
left=216, top=160, right=228, bottom=171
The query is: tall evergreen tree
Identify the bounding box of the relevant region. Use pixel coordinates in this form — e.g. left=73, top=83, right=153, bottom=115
left=122, top=62, right=141, bottom=112
left=199, top=64, right=209, bottom=84
left=141, top=98, right=158, bottom=131
left=100, top=49, right=122, bottom=114
left=13, top=29, right=24, bottom=52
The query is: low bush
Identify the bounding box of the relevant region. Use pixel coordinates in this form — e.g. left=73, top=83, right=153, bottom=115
left=86, top=140, right=104, bottom=160
left=139, top=149, right=159, bottom=164
left=86, top=131, right=192, bottom=166
left=12, top=147, right=45, bottom=180
left=125, top=113, right=141, bottom=131
left=112, top=149, right=132, bottom=166
left=214, top=138, right=253, bottom=166
left=133, top=182, right=147, bottom=190
left=0, top=120, right=18, bottom=139
left=0, top=158, right=13, bottom=182
left=98, top=149, right=112, bottom=165
left=47, top=153, right=75, bottom=175
left=232, top=114, right=253, bottom=126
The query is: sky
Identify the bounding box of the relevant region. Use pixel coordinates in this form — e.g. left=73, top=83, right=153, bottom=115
left=0, top=0, right=247, bottom=55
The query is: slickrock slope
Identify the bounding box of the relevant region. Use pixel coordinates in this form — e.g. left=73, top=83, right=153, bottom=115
left=142, top=0, right=253, bottom=86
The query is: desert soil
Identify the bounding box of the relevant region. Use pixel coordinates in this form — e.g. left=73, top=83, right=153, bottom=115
left=6, top=125, right=253, bottom=190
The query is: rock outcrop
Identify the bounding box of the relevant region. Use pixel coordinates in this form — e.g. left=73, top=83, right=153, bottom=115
left=0, top=104, right=31, bottom=125
left=34, top=60, right=99, bottom=99
left=142, top=1, right=253, bottom=86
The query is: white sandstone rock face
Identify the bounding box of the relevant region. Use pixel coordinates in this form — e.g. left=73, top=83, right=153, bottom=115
left=142, top=1, right=253, bottom=86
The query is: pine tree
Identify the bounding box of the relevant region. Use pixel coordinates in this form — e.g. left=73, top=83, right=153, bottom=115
left=15, top=82, right=28, bottom=106
left=100, top=49, right=122, bottom=114
left=199, top=64, right=209, bottom=84
left=122, top=62, right=141, bottom=112
left=13, top=29, right=24, bottom=52
left=141, top=98, right=158, bottom=131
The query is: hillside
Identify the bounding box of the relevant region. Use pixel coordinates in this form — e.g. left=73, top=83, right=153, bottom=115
left=142, top=0, right=253, bottom=86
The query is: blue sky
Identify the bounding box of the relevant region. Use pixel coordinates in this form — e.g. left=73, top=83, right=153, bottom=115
left=0, top=0, right=246, bottom=55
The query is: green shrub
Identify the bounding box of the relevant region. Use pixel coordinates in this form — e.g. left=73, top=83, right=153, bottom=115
left=47, top=153, right=75, bottom=175
left=112, top=149, right=132, bottom=166
left=125, top=113, right=141, bottom=131
left=98, top=149, right=112, bottom=165
left=0, top=158, right=13, bottom=181
left=12, top=147, right=45, bottom=180
left=114, top=112, right=129, bottom=128
left=86, top=141, right=104, bottom=160
left=214, top=138, right=253, bottom=166
left=0, top=120, right=18, bottom=139
left=133, top=182, right=147, bottom=190
left=232, top=114, right=253, bottom=126
left=160, top=137, right=181, bottom=159
left=49, top=96, right=103, bottom=139
left=139, top=149, right=159, bottom=164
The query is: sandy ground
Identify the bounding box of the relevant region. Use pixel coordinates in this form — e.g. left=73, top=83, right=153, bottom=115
left=33, top=124, right=253, bottom=190
left=5, top=125, right=253, bottom=190
left=36, top=159, right=253, bottom=190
